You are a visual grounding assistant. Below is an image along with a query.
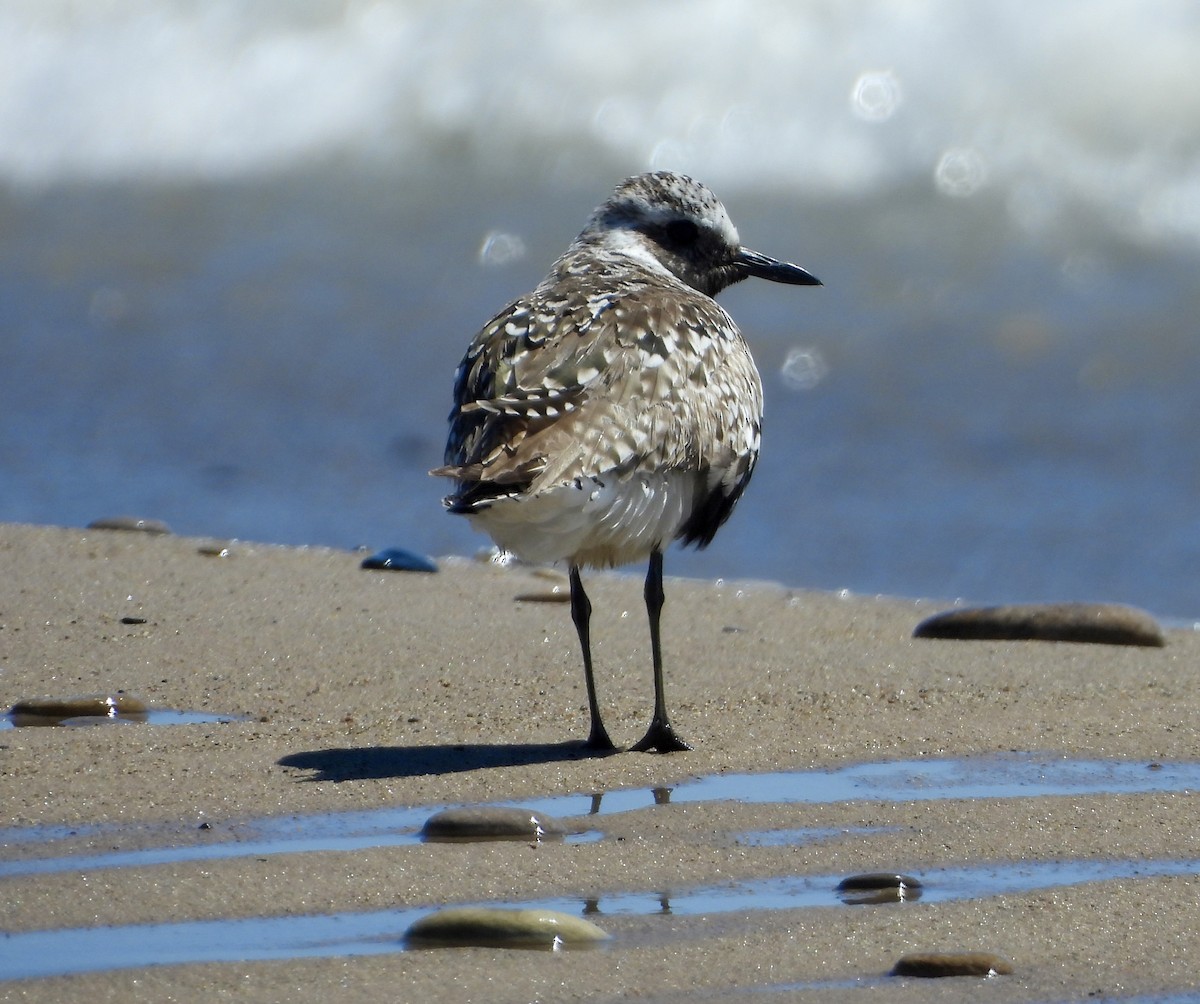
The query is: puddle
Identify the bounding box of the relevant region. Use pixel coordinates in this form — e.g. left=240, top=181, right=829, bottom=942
left=1, top=708, right=247, bottom=730
left=0, top=805, right=600, bottom=880
left=145, top=710, right=250, bottom=725
left=512, top=754, right=1200, bottom=818
left=2, top=754, right=1195, bottom=879
left=666, top=755, right=1199, bottom=808
left=4, top=857, right=1200, bottom=981
left=4, top=754, right=1200, bottom=982
left=0, top=904, right=438, bottom=981
left=501, top=753, right=1195, bottom=820
left=601, top=857, right=1200, bottom=917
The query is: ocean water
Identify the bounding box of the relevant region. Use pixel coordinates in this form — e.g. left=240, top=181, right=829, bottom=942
left=2, top=1, right=1199, bottom=617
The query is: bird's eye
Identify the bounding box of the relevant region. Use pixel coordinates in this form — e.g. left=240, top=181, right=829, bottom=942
left=665, top=219, right=700, bottom=246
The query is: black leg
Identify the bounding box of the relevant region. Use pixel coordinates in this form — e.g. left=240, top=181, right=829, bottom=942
left=630, top=550, right=692, bottom=753
left=569, top=565, right=615, bottom=750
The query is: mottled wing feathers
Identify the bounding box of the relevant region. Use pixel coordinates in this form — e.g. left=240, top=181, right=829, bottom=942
left=433, top=292, right=600, bottom=500
left=434, top=260, right=763, bottom=535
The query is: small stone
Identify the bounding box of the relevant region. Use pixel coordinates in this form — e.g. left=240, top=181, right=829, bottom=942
left=405, top=907, right=608, bottom=949
left=360, top=547, right=438, bottom=573
left=836, top=872, right=922, bottom=903
left=421, top=806, right=566, bottom=842
left=8, top=694, right=149, bottom=727
left=913, top=603, right=1164, bottom=647
left=891, top=951, right=1013, bottom=978
left=837, top=872, right=923, bottom=891
left=513, top=589, right=571, bottom=603
left=87, top=516, right=172, bottom=535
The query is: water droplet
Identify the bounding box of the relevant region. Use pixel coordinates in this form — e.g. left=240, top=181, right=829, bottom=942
left=780, top=345, right=829, bottom=391
left=934, top=147, right=988, bottom=197
left=850, top=71, right=902, bottom=123
left=478, top=230, right=527, bottom=267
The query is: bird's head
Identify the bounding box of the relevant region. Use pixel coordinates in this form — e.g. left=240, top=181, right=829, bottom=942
left=576, top=171, right=821, bottom=297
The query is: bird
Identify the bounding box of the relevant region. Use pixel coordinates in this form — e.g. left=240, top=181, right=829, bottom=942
left=432, top=171, right=820, bottom=753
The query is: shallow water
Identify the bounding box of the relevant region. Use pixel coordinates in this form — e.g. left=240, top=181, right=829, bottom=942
left=3, top=753, right=1193, bottom=879
left=4, top=754, right=1199, bottom=982
left=5, top=857, right=1200, bottom=981
left=0, top=708, right=248, bottom=730
left=3, top=3, right=1200, bottom=617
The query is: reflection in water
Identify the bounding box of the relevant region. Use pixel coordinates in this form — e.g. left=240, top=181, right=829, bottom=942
left=5, top=754, right=1200, bottom=981
left=2, top=704, right=246, bottom=730
left=3, top=754, right=1197, bottom=879
left=6, top=857, right=1200, bottom=981
left=835, top=872, right=923, bottom=906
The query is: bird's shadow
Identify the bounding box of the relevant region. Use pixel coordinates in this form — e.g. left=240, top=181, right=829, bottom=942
left=277, top=740, right=614, bottom=782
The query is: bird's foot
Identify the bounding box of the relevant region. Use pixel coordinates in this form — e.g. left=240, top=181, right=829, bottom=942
left=585, top=722, right=618, bottom=752
left=630, top=716, right=692, bottom=753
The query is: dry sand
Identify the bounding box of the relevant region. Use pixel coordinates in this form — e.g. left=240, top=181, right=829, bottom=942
left=1, top=520, right=1199, bottom=1002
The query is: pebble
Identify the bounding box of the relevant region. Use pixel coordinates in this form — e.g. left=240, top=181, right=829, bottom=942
left=836, top=872, right=922, bottom=904
left=86, top=516, right=172, bottom=535
left=8, top=693, right=149, bottom=727
left=912, top=602, right=1164, bottom=647
left=891, top=951, right=1013, bottom=977
left=421, top=806, right=566, bottom=842
left=360, top=547, right=438, bottom=573
left=405, top=907, right=608, bottom=949
left=513, top=589, right=571, bottom=603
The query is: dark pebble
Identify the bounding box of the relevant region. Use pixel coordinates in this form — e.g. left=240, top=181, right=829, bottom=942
left=513, top=590, right=571, bottom=603
left=360, top=547, right=438, bottom=573
left=9, top=693, right=149, bottom=727
left=836, top=872, right=923, bottom=891
left=87, top=516, right=172, bottom=535
left=421, top=806, right=566, bottom=842
left=836, top=872, right=922, bottom=903
left=913, top=602, right=1164, bottom=647
left=891, top=951, right=1013, bottom=977
left=405, top=907, right=608, bottom=949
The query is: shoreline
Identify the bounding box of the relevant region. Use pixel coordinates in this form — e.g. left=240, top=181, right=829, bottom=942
left=2, top=520, right=1199, bottom=1001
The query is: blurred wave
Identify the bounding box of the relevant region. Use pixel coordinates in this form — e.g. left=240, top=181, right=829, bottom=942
left=4, top=0, right=1200, bottom=246
left=3, top=1, right=1200, bottom=617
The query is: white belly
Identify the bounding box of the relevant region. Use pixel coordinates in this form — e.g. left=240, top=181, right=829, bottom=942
left=469, top=470, right=701, bottom=569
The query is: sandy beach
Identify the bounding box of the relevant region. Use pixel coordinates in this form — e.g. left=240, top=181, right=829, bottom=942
left=2, top=520, right=1199, bottom=1002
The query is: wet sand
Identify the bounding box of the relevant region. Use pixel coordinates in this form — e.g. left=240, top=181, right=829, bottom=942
left=2, top=520, right=1199, bottom=1001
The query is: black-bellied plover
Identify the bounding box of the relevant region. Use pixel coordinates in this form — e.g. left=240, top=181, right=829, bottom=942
left=433, top=171, right=820, bottom=752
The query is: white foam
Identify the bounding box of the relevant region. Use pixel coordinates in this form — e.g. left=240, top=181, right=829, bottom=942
left=4, top=1, right=1200, bottom=245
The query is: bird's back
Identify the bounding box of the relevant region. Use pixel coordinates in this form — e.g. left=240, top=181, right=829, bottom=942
left=436, top=247, right=764, bottom=568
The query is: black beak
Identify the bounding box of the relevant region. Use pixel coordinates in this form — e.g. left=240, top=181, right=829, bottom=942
left=736, top=247, right=822, bottom=286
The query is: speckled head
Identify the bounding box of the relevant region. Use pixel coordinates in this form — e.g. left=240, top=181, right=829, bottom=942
left=574, top=171, right=820, bottom=298
left=586, top=172, right=740, bottom=246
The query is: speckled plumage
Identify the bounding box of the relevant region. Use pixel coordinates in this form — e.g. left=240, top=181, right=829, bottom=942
left=433, top=171, right=820, bottom=752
